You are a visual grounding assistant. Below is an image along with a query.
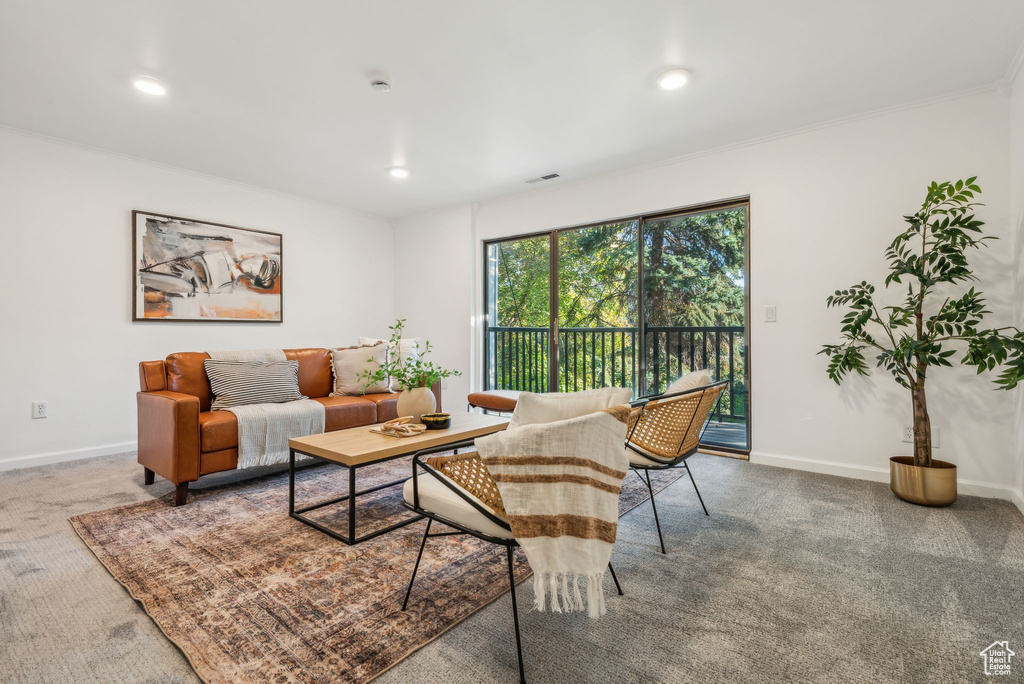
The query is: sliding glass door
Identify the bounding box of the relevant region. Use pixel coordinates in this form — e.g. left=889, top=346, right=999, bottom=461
left=485, top=234, right=551, bottom=392
left=641, top=206, right=748, bottom=450
left=557, top=221, right=639, bottom=392
left=484, top=199, right=750, bottom=452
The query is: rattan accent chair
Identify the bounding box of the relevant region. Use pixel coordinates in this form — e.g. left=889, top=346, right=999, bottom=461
left=400, top=439, right=622, bottom=684
left=625, top=380, right=728, bottom=553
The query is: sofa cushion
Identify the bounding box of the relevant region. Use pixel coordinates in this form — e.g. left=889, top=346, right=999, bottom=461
left=167, top=349, right=336, bottom=410
left=285, top=348, right=333, bottom=398
left=362, top=393, right=400, bottom=422
left=200, top=398, right=377, bottom=452
left=199, top=410, right=238, bottom=452
left=166, top=352, right=214, bottom=411
left=313, top=396, right=378, bottom=431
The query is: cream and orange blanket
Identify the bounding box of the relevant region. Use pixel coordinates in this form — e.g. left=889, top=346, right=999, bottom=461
left=475, top=406, right=630, bottom=617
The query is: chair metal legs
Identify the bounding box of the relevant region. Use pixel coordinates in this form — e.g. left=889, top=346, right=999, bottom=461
left=400, top=522, right=526, bottom=683
left=633, top=459, right=710, bottom=553
left=402, top=525, right=624, bottom=684
left=506, top=546, right=526, bottom=684
left=685, top=462, right=709, bottom=516
left=401, top=519, right=432, bottom=611
left=637, top=468, right=667, bottom=554
left=607, top=562, right=623, bottom=596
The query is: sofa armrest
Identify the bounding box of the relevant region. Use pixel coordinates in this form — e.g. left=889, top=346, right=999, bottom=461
left=137, top=390, right=200, bottom=484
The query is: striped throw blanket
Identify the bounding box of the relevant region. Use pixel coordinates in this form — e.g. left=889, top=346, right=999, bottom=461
left=476, top=406, right=630, bottom=617
left=207, top=349, right=325, bottom=469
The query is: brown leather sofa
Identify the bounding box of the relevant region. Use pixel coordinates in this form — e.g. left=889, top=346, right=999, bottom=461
left=138, top=348, right=442, bottom=505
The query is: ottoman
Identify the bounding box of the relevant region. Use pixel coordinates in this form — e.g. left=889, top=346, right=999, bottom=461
left=466, top=390, right=520, bottom=414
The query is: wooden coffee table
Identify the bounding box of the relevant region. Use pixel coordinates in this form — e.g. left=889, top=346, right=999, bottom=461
left=288, top=412, right=509, bottom=545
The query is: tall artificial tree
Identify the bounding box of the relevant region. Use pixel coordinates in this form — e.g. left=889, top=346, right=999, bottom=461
left=820, top=178, right=1024, bottom=467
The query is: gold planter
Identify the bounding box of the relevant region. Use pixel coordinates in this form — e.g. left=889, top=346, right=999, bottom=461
left=889, top=456, right=957, bottom=506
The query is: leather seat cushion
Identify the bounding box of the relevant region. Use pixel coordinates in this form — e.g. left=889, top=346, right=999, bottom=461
left=314, top=396, right=377, bottom=431
left=199, top=397, right=378, bottom=452
left=199, top=410, right=238, bottom=452
left=467, top=390, right=520, bottom=412
left=402, top=475, right=514, bottom=540
left=361, top=393, right=399, bottom=422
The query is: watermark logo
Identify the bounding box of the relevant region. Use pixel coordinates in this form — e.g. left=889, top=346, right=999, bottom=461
left=980, top=641, right=1015, bottom=676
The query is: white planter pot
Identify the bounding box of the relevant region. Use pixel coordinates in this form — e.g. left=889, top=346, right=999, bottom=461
left=396, top=387, right=436, bottom=423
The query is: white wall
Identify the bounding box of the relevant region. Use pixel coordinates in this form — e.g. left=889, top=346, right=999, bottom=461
left=392, top=204, right=477, bottom=411
left=1010, top=68, right=1024, bottom=511
left=396, top=90, right=1024, bottom=503
left=0, top=128, right=395, bottom=468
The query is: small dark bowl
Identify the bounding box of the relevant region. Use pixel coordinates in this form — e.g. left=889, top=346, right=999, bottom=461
left=421, top=412, right=451, bottom=430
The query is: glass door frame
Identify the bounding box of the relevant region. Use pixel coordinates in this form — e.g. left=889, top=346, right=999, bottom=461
left=482, top=195, right=752, bottom=454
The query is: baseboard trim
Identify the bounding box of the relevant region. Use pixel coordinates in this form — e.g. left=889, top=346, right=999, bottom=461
left=0, top=441, right=136, bottom=472
left=1011, top=488, right=1024, bottom=518
left=749, top=450, right=890, bottom=482
left=750, top=450, right=1024, bottom=514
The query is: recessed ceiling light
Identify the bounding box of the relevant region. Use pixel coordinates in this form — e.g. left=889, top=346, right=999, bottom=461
left=389, top=167, right=409, bottom=179
left=657, top=68, right=691, bottom=90
left=133, top=76, right=167, bottom=96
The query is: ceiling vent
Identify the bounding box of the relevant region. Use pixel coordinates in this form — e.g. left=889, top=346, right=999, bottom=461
left=525, top=172, right=560, bottom=184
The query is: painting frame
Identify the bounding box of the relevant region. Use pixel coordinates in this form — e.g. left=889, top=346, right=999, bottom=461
left=131, top=210, right=284, bottom=323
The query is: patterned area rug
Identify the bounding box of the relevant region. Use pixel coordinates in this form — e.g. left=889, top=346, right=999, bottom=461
left=71, top=455, right=684, bottom=683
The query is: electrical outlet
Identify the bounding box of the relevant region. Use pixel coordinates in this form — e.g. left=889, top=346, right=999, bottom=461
left=902, top=425, right=940, bottom=447
left=32, top=401, right=47, bottom=419
left=442, top=378, right=449, bottom=390
left=764, top=304, right=777, bottom=323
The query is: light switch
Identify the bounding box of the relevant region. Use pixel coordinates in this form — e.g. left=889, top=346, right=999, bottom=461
left=764, top=304, right=777, bottom=323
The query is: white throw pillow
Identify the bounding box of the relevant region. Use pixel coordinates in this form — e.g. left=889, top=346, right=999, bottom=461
left=666, top=369, right=711, bottom=395
left=509, top=386, right=634, bottom=429
left=330, top=342, right=390, bottom=396
left=358, top=336, right=421, bottom=391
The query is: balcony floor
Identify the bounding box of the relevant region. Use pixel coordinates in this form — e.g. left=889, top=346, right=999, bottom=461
left=701, top=420, right=748, bottom=451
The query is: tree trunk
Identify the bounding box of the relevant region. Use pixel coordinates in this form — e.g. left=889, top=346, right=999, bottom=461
left=648, top=223, right=666, bottom=325
left=911, top=382, right=932, bottom=468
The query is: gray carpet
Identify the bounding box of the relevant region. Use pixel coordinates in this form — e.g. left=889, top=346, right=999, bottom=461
left=1, top=451, right=1022, bottom=683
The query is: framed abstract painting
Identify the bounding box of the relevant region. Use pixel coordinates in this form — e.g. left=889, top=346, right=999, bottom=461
left=132, top=211, right=283, bottom=322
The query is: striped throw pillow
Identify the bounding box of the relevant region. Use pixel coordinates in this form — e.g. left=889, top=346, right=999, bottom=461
left=204, top=360, right=306, bottom=411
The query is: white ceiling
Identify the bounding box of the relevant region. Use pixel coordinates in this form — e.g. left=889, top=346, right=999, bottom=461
left=2, top=1, right=1023, bottom=219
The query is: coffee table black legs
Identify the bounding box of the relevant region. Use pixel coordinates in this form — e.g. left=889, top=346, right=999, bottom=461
left=288, top=448, right=424, bottom=545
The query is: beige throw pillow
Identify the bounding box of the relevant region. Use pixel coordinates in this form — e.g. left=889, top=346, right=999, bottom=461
left=508, top=386, right=634, bottom=429
left=330, top=342, right=390, bottom=396
left=358, top=336, right=421, bottom=391
left=666, top=369, right=711, bottom=395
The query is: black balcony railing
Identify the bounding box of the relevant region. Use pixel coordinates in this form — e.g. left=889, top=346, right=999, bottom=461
left=486, top=325, right=747, bottom=423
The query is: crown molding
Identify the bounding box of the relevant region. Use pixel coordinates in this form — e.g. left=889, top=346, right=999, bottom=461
left=997, top=36, right=1024, bottom=93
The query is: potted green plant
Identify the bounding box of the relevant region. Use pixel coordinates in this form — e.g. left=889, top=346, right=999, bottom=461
left=820, top=178, right=1023, bottom=505
left=359, top=319, right=461, bottom=423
